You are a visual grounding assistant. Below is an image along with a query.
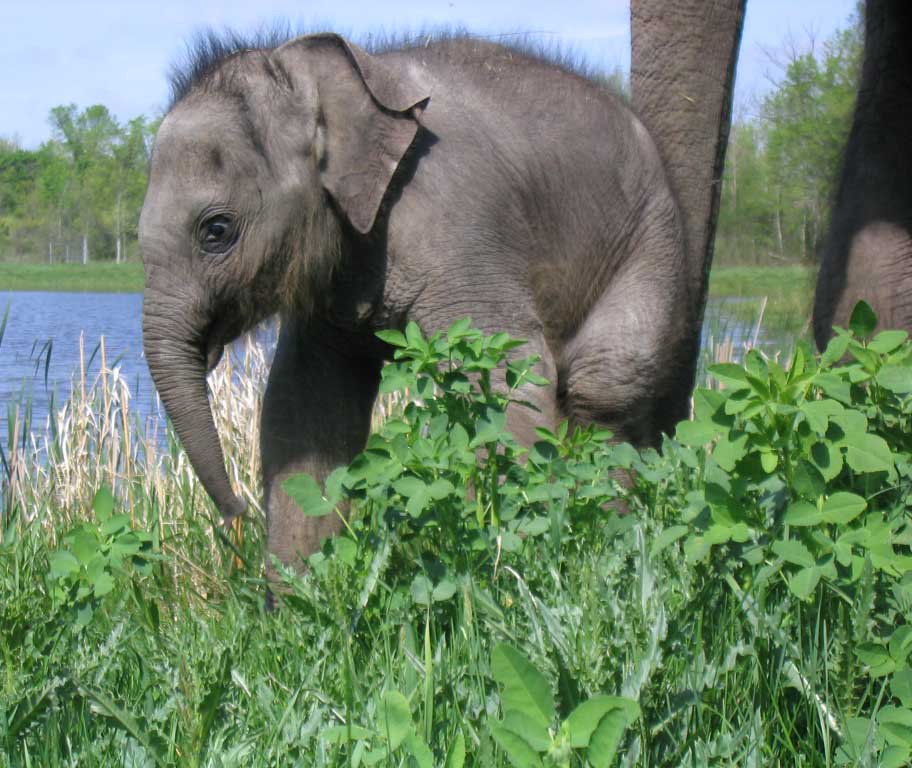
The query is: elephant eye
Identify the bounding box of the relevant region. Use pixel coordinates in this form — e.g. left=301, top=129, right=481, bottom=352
left=199, top=214, right=238, bottom=255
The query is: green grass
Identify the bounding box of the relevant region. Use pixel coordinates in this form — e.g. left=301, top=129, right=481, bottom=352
left=0, top=262, right=145, bottom=293
left=708, top=265, right=816, bottom=333
left=3, top=317, right=912, bottom=765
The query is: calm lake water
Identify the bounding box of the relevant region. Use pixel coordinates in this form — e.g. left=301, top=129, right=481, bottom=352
left=0, top=291, right=787, bottom=435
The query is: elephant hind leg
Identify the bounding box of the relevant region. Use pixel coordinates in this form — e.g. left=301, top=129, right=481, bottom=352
left=555, top=273, right=692, bottom=448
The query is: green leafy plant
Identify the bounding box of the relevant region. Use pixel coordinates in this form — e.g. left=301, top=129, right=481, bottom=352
left=46, top=486, right=154, bottom=628
left=320, top=689, right=465, bottom=768
left=283, top=319, right=625, bottom=620
left=662, top=301, right=912, bottom=765
left=488, top=643, right=639, bottom=768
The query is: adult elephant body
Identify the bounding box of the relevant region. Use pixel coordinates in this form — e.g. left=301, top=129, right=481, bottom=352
left=813, top=0, right=912, bottom=343
left=141, top=34, right=700, bottom=572
left=631, top=0, right=912, bottom=342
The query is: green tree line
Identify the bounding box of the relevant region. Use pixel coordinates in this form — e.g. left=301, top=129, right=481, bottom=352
left=0, top=106, right=156, bottom=264
left=0, top=12, right=861, bottom=267
left=716, top=11, right=863, bottom=265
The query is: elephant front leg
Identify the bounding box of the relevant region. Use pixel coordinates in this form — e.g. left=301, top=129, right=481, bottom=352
left=261, top=318, right=382, bottom=581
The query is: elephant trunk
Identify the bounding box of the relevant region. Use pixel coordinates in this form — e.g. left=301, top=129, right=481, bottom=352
left=143, top=288, right=246, bottom=523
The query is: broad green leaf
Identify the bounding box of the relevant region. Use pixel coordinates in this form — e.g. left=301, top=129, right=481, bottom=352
left=783, top=501, right=822, bottom=527
left=707, top=363, right=750, bottom=390
left=692, top=387, right=730, bottom=425
left=411, top=575, right=433, bottom=606
left=283, top=474, right=336, bottom=517
left=849, top=300, right=877, bottom=338
left=491, top=644, right=555, bottom=731
left=881, top=745, right=912, bottom=768
left=380, top=691, right=412, bottom=750
left=587, top=701, right=640, bottom=768
left=822, top=492, right=867, bottom=525
left=705, top=525, right=733, bottom=545
left=567, top=696, right=639, bottom=749
left=869, top=330, right=909, bottom=354
left=675, top=420, right=717, bottom=447
left=683, top=535, right=711, bottom=564
left=99, top=514, right=130, bottom=538
left=445, top=730, right=466, bottom=768
left=48, top=550, right=80, bottom=579
left=815, top=373, right=852, bottom=404
left=69, top=528, right=99, bottom=565
left=849, top=343, right=880, bottom=372
left=877, top=365, right=912, bottom=393
left=801, top=399, right=844, bottom=434
left=404, top=732, right=434, bottom=768
left=878, top=707, right=912, bottom=748
left=87, top=561, right=115, bottom=598
left=489, top=722, right=542, bottom=768
left=92, top=486, right=115, bottom=521
left=501, top=711, right=550, bottom=752
left=649, top=525, right=689, bottom=557
left=889, top=627, right=912, bottom=665
left=405, top=321, right=426, bottom=351
left=788, top=566, right=820, bottom=599
left=793, top=460, right=825, bottom=499
left=830, top=409, right=868, bottom=442
left=759, top=450, right=778, bottom=474
left=810, top=441, right=843, bottom=482
left=819, top=332, right=850, bottom=368
left=772, top=539, right=815, bottom=568
left=427, top=479, right=456, bottom=500
left=375, top=329, right=408, bottom=347
left=713, top=432, right=749, bottom=472
left=471, top=408, right=508, bottom=447
left=856, top=643, right=896, bottom=677
left=324, top=466, right=348, bottom=506
left=845, top=433, right=894, bottom=475
left=446, top=316, right=474, bottom=342
left=892, top=670, right=912, bottom=708
left=432, top=579, right=458, bottom=603
left=379, top=364, right=413, bottom=394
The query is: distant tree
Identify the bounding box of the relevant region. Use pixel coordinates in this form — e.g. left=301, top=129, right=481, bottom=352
left=0, top=106, right=157, bottom=264
left=715, top=8, right=862, bottom=265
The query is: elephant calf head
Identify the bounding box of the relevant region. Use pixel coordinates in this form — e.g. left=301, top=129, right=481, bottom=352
left=140, top=34, right=428, bottom=522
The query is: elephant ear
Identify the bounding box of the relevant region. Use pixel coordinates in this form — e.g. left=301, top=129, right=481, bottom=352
left=272, top=34, right=429, bottom=234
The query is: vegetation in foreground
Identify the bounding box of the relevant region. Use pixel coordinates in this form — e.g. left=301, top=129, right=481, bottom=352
left=2, top=306, right=911, bottom=766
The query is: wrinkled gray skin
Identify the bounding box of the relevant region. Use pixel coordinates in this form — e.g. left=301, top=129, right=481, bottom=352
left=814, top=0, right=912, bottom=344
left=634, top=0, right=911, bottom=345
left=141, top=33, right=713, bottom=574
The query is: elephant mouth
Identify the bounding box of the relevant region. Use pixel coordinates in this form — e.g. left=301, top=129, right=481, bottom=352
left=203, top=308, right=245, bottom=374
left=206, top=341, right=226, bottom=374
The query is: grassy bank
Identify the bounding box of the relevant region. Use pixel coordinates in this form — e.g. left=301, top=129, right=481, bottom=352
left=0, top=262, right=144, bottom=293
left=2, top=317, right=911, bottom=765
left=708, top=264, right=816, bottom=334
left=0, top=262, right=815, bottom=299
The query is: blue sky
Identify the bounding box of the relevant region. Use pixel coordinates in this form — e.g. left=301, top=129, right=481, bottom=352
left=2, top=0, right=858, bottom=148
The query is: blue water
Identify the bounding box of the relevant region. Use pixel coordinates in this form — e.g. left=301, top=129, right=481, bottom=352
left=0, top=292, right=158, bottom=430
left=0, top=291, right=785, bottom=435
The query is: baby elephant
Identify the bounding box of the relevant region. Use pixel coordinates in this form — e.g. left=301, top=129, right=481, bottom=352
left=140, top=32, right=695, bottom=575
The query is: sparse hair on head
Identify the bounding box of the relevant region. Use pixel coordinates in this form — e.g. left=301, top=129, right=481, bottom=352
left=166, top=25, right=626, bottom=112
left=167, top=24, right=299, bottom=110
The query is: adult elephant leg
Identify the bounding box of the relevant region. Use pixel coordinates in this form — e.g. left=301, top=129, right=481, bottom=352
left=261, top=317, right=382, bottom=583
left=631, top=0, right=746, bottom=322
left=814, top=0, right=912, bottom=344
